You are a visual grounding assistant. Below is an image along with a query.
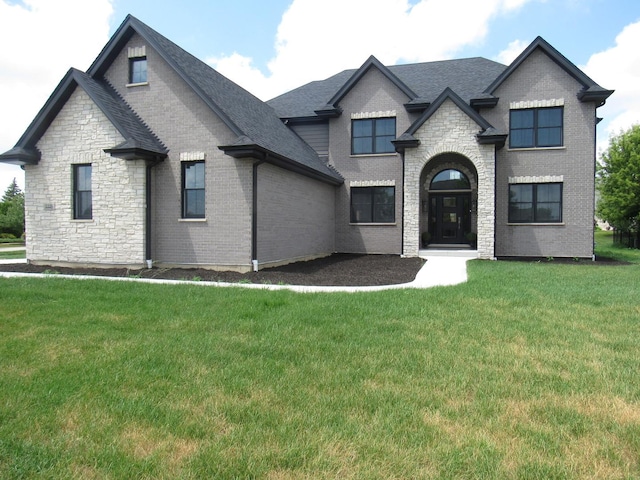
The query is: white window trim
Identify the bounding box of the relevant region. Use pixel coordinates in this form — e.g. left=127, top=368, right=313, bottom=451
left=351, top=110, right=396, bottom=119
left=509, top=99, right=564, bottom=109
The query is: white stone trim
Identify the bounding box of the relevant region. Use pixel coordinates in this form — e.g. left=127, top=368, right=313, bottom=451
left=508, top=175, right=563, bottom=184
left=349, top=180, right=395, bottom=187
left=179, top=152, right=206, bottom=161
left=509, top=98, right=564, bottom=109
left=128, top=46, right=146, bottom=58
left=351, top=110, right=396, bottom=119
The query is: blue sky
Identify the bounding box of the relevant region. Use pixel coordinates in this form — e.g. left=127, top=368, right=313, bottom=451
left=2, top=0, right=640, bottom=190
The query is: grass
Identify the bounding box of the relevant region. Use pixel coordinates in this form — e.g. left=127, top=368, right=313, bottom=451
left=0, top=250, right=25, bottom=260
left=0, top=234, right=639, bottom=478
left=595, top=228, right=640, bottom=263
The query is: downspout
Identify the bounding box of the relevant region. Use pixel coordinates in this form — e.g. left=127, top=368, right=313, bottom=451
left=145, top=158, right=162, bottom=268
left=252, top=158, right=266, bottom=271
left=400, top=150, right=405, bottom=256
left=493, top=147, right=498, bottom=260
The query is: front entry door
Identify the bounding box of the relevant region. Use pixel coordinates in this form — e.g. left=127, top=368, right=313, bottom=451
left=430, top=193, right=470, bottom=244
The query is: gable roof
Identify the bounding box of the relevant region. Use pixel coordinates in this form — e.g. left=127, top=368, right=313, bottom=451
left=314, top=56, right=417, bottom=117
left=0, top=68, right=167, bottom=165
left=484, top=36, right=613, bottom=105
left=88, top=15, right=342, bottom=185
left=392, top=88, right=507, bottom=151
left=268, top=57, right=507, bottom=120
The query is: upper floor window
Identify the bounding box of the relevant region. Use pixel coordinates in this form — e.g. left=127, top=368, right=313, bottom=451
left=509, top=182, right=562, bottom=223
left=182, top=161, right=205, bottom=218
left=352, top=118, right=396, bottom=155
left=73, top=164, right=92, bottom=220
left=509, top=107, right=563, bottom=148
left=129, top=57, right=147, bottom=84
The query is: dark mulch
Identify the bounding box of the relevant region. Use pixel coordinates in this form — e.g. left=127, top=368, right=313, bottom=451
left=0, top=254, right=426, bottom=287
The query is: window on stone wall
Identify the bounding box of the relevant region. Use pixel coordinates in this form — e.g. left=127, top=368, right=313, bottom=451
left=73, top=164, right=92, bottom=220
left=182, top=161, right=205, bottom=218
left=129, top=57, right=147, bottom=84
left=350, top=186, right=395, bottom=223
left=508, top=183, right=562, bottom=223
left=509, top=107, right=563, bottom=148
left=351, top=118, right=396, bottom=154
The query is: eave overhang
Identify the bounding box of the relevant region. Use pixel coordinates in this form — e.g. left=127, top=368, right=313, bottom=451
left=313, top=105, right=343, bottom=118
left=470, top=96, right=500, bottom=109
left=219, top=141, right=343, bottom=186
left=392, top=134, right=420, bottom=153
left=104, top=138, right=168, bottom=161
left=404, top=101, right=431, bottom=113
left=476, top=129, right=507, bottom=150
left=578, top=86, right=615, bottom=106
left=0, top=146, right=40, bottom=166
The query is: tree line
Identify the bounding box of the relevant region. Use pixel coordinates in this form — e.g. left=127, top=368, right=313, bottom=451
left=0, top=178, right=24, bottom=239
left=597, top=124, right=640, bottom=248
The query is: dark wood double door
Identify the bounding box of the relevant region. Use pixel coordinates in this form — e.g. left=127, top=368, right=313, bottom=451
left=430, top=193, right=471, bottom=244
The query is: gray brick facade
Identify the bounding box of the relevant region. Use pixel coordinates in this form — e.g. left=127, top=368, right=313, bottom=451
left=482, top=50, right=598, bottom=258
left=257, top=163, right=335, bottom=267
left=3, top=17, right=610, bottom=270
left=330, top=68, right=412, bottom=254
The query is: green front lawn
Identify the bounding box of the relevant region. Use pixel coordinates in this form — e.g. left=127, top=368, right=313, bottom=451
left=0, top=250, right=25, bottom=260
left=0, top=235, right=638, bottom=479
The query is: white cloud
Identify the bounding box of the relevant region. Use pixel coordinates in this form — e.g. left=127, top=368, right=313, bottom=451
left=209, top=0, right=535, bottom=100
left=495, top=39, right=529, bottom=65
left=0, top=0, right=113, bottom=189
left=582, top=20, right=640, bottom=155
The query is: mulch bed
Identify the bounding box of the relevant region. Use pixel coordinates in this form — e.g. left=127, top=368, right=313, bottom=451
left=0, top=254, right=426, bottom=287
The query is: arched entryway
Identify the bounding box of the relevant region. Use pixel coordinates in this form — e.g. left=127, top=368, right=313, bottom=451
left=420, top=154, right=478, bottom=248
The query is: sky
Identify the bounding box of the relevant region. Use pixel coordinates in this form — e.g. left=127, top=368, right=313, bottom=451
left=1, top=0, right=639, bottom=192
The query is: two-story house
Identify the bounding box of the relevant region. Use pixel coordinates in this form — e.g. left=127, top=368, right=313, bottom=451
left=0, top=15, right=612, bottom=271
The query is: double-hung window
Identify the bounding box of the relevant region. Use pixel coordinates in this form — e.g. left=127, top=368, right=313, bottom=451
left=509, top=107, right=563, bottom=148
left=73, top=164, right=92, bottom=220
left=182, top=161, right=205, bottom=218
left=129, top=57, right=147, bottom=84
left=351, top=118, right=396, bottom=154
left=350, top=186, right=395, bottom=223
left=508, top=183, right=562, bottom=223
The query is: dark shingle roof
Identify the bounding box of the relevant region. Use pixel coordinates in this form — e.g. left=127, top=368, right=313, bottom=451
left=268, top=57, right=507, bottom=119
left=0, top=68, right=167, bottom=165
left=74, top=70, right=167, bottom=156
left=96, top=16, right=342, bottom=184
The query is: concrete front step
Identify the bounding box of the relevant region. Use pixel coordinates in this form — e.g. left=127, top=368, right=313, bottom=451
left=419, top=248, right=478, bottom=258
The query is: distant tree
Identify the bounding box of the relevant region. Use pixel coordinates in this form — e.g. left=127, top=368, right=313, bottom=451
left=597, top=125, right=640, bottom=247
left=0, top=178, right=24, bottom=238
left=1, top=178, right=21, bottom=203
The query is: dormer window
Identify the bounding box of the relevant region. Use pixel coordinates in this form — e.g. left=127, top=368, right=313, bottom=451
left=128, top=46, right=147, bottom=85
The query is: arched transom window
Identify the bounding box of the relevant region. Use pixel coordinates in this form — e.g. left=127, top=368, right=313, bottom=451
left=430, top=169, right=470, bottom=191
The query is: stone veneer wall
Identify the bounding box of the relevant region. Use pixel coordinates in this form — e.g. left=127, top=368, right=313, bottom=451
left=404, top=99, right=496, bottom=259
left=24, top=88, right=147, bottom=266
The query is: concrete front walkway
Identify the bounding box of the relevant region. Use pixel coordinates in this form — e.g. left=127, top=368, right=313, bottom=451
left=0, top=252, right=475, bottom=293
